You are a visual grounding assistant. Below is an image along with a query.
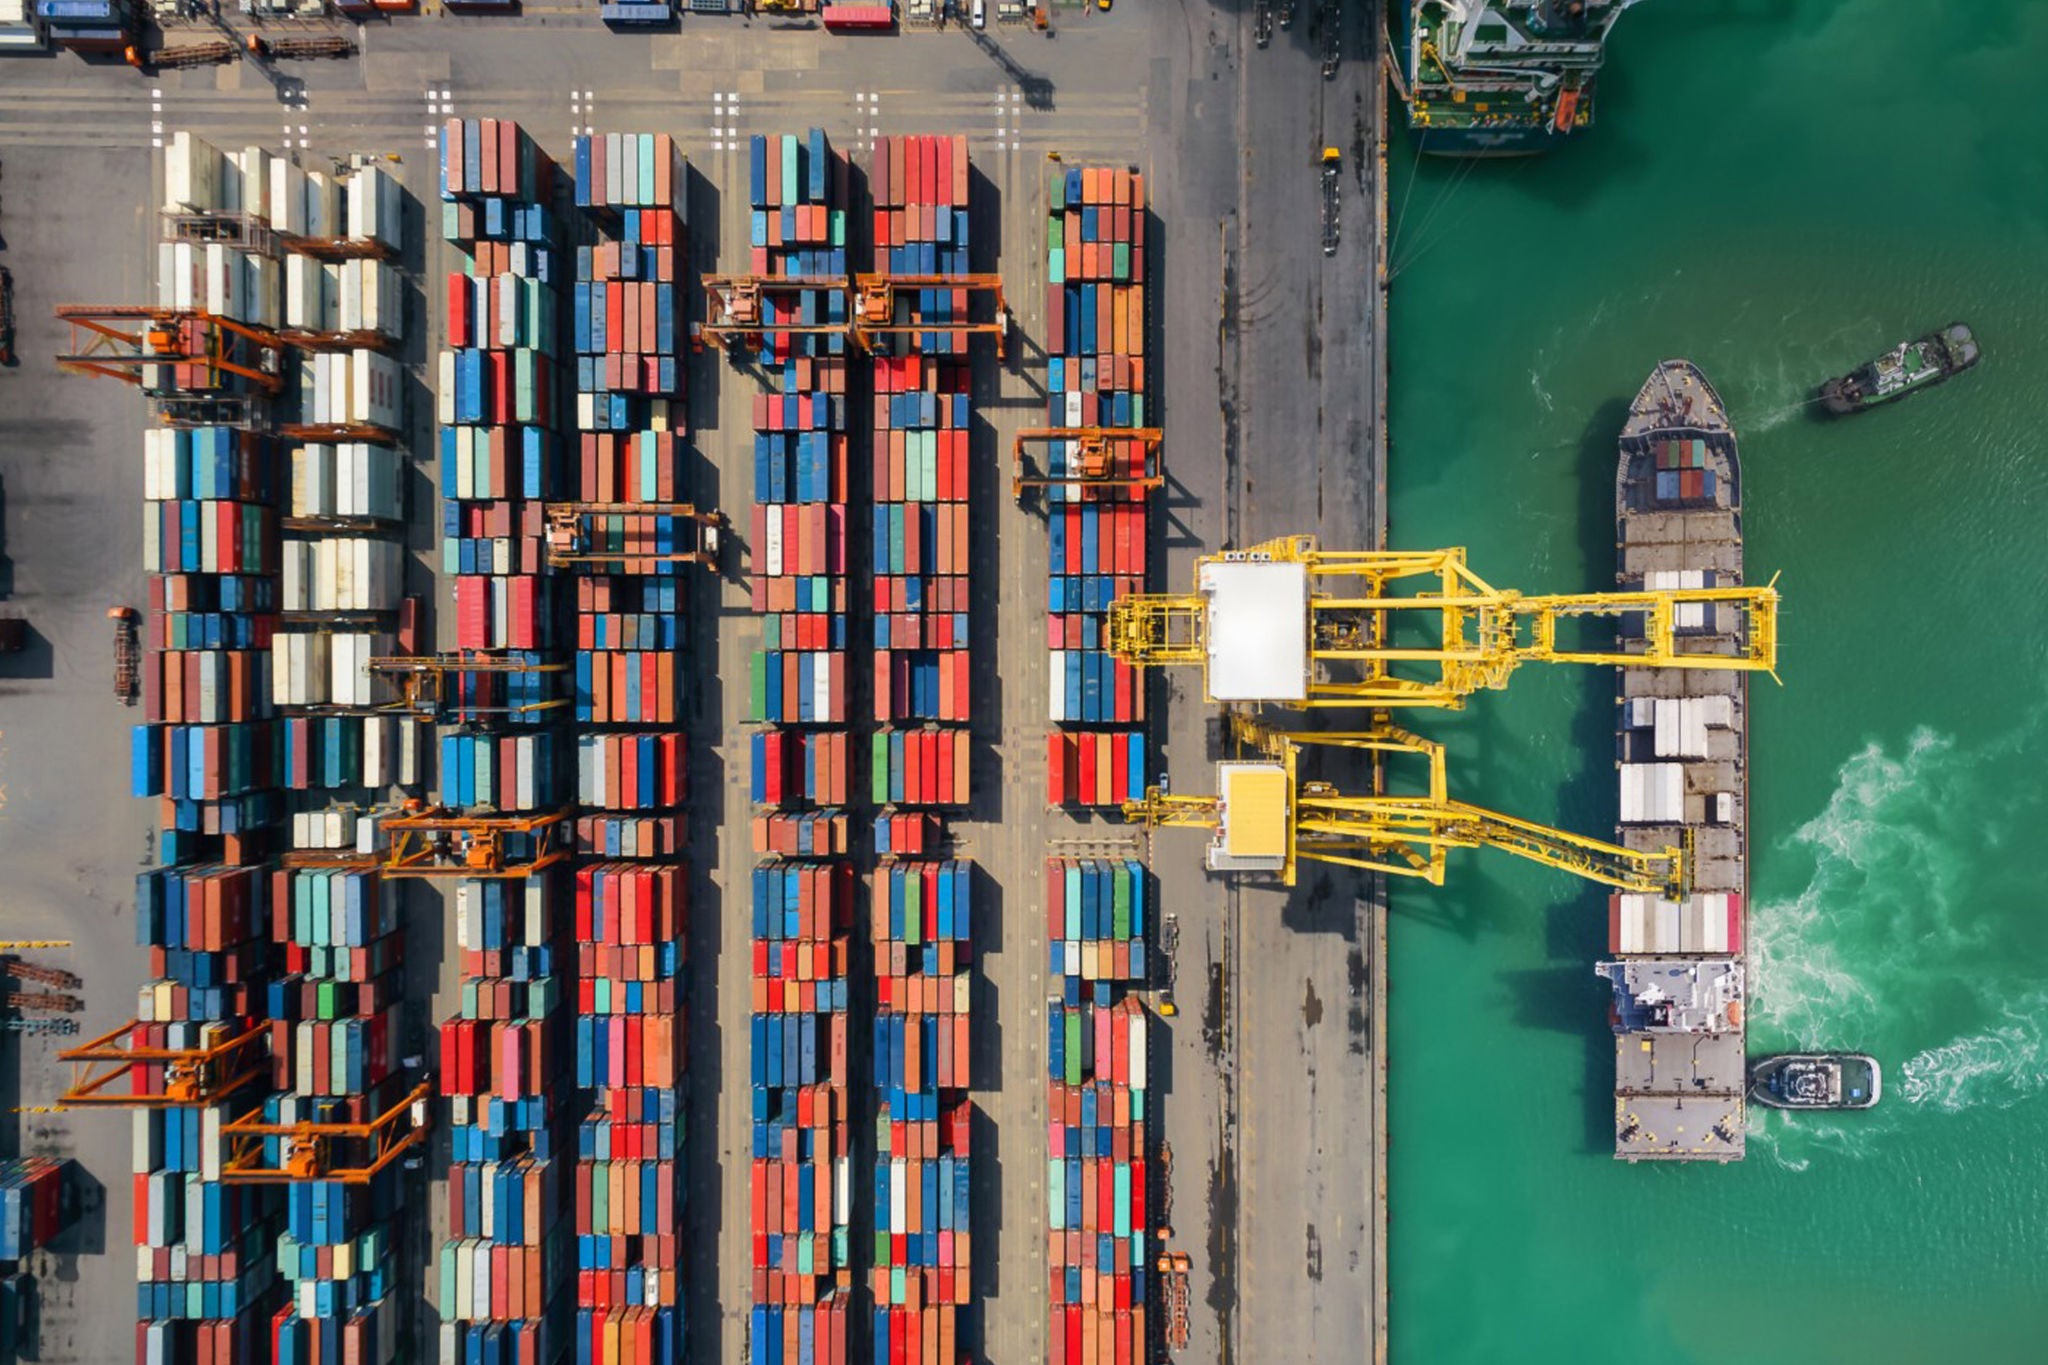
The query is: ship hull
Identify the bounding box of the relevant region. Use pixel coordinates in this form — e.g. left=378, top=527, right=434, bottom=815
left=1819, top=323, right=1981, bottom=415
left=1609, top=361, right=1751, bottom=1163
left=1412, top=123, right=1554, bottom=158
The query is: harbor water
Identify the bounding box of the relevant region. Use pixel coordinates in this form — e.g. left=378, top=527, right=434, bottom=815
left=1386, top=2, right=2048, bottom=1361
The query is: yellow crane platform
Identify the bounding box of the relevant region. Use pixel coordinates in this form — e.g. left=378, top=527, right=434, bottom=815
left=1126, top=714, right=1690, bottom=896
left=1107, top=537, right=1778, bottom=708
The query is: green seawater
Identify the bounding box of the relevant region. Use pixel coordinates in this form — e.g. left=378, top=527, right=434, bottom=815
left=1386, top=3, right=2048, bottom=1361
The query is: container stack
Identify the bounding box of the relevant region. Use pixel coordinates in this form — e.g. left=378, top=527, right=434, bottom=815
left=746, top=128, right=854, bottom=1365
left=133, top=426, right=283, bottom=861
left=866, top=135, right=974, bottom=813
left=1041, top=166, right=1152, bottom=808
left=0, top=1159, right=74, bottom=1262
left=1044, top=859, right=1153, bottom=1365
left=123, top=131, right=297, bottom=1365
left=435, top=116, right=572, bottom=1365
left=437, top=874, right=571, bottom=1363
left=566, top=131, right=696, bottom=1365
left=131, top=864, right=281, bottom=1364
left=868, top=859, right=973, bottom=1363
left=261, top=865, right=408, bottom=1359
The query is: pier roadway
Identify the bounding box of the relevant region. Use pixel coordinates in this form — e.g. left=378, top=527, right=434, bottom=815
left=0, top=4, right=1387, bottom=1363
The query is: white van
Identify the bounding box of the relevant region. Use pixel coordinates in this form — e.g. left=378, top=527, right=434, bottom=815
left=971, top=0, right=985, bottom=28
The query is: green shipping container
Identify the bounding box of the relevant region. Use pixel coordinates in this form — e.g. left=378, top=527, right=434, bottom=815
left=1064, top=1011, right=1082, bottom=1086
left=750, top=651, right=769, bottom=722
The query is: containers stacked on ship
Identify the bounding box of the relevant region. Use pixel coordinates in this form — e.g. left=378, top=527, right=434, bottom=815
left=746, top=128, right=854, bottom=1365
left=1044, top=858, right=1152, bottom=1365
left=126, top=129, right=292, bottom=1365
left=868, top=859, right=973, bottom=1362
left=1605, top=362, right=1749, bottom=1162
left=1041, top=167, right=1150, bottom=809
left=566, top=131, right=694, bottom=1365
left=435, top=116, right=573, bottom=1360
left=866, top=135, right=974, bottom=815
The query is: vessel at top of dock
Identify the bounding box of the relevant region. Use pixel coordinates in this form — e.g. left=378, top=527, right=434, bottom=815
left=1404, top=1, right=1644, bottom=157
left=1602, top=359, right=1751, bottom=1163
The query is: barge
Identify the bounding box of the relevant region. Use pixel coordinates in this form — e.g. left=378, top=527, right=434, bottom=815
left=1601, top=360, right=1751, bottom=1162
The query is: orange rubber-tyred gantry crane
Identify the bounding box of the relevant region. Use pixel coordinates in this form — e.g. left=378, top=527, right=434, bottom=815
left=540, top=502, right=727, bottom=571
left=1010, top=426, right=1164, bottom=500
left=58, top=1019, right=269, bottom=1108
left=697, top=272, right=1013, bottom=355
left=380, top=803, right=573, bottom=878
left=219, top=1081, right=431, bottom=1185
left=54, top=305, right=284, bottom=395
left=364, top=651, right=571, bottom=723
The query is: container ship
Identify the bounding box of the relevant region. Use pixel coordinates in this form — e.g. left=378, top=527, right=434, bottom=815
left=1403, top=0, right=1642, bottom=156
left=1599, top=360, right=1750, bottom=1162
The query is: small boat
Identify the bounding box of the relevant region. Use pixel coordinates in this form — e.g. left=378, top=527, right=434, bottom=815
left=1749, top=1053, right=1882, bottom=1110
left=1818, top=323, right=1979, bottom=414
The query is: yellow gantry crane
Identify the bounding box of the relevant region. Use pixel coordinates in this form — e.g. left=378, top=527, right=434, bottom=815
left=1125, top=713, right=1690, bottom=897
left=1107, top=536, right=1778, bottom=708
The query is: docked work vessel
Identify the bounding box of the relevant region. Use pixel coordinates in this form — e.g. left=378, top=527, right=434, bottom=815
left=1750, top=1053, right=1881, bottom=1110
left=1601, top=360, right=1751, bottom=1162
left=1404, top=0, right=1641, bottom=156
left=1818, top=323, right=1979, bottom=415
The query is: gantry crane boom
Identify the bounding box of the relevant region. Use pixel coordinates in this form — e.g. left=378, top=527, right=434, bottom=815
left=541, top=502, right=726, bottom=570
left=58, top=1020, right=269, bottom=1108
left=1010, top=427, right=1164, bottom=500
left=365, top=652, right=569, bottom=721
left=219, top=1081, right=430, bottom=1184
left=697, top=274, right=853, bottom=350
left=1126, top=716, right=1689, bottom=896
left=380, top=804, right=572, bottom=878
left=699, top=272, right=1012, bottom=355
left=1108, top=536, right=1778, bottom=708
left=54, top=305, right=285, bottom=394
left=849, top=272, right=1011, bottom=352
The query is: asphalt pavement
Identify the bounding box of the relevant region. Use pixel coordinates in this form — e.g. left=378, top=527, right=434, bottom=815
left=0, top=6, right=1388, bottom=1362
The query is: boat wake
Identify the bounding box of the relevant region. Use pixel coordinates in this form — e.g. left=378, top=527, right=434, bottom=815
left=1896, top=995, right=2048, bottom=1113
left=1746, top=719, right=2048, bottom=1157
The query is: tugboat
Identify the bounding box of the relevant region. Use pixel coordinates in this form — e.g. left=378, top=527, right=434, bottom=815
left=1818, top=323, right=1979, bottom=415
left=1749, top=1053, right=1882, bottom=1110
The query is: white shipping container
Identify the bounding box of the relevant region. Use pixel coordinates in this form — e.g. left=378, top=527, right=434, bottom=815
left=350, top=349, right=403, bottom=430
left=346, top=166, right=404, bottom=252
left=765, top=510, right=785, bottom=577
left=1713, top=791, right=1736, bottom=825
left=271, top=160, right=309, bottom=236
left=199, top=1106, right=222, bottom=1182
left=154, top=241, right=177, bottom=310
left=1129, top=1009, right=1147, bottom=1089
left=437, top=350, right=457, bottom=427
left=1697, top=694, right=1734, bottom=728
left=1624, top=696, right=1654, bottom=729
left=304, top=170, right=341, bottom=238
left=235, top=147, right=272, bottom=224
left=1064, top=390, right=1084, bottom=427
left=164, top=130, right=224, bottom=214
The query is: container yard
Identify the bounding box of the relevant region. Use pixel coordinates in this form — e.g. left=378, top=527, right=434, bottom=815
left=0, top=11, right=1388, bottom=1365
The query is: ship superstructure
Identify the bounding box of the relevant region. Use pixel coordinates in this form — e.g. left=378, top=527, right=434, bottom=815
left=1405, top=1, right=1642, bottom=156
left=1601, top=361, right=1751, bottom=1162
